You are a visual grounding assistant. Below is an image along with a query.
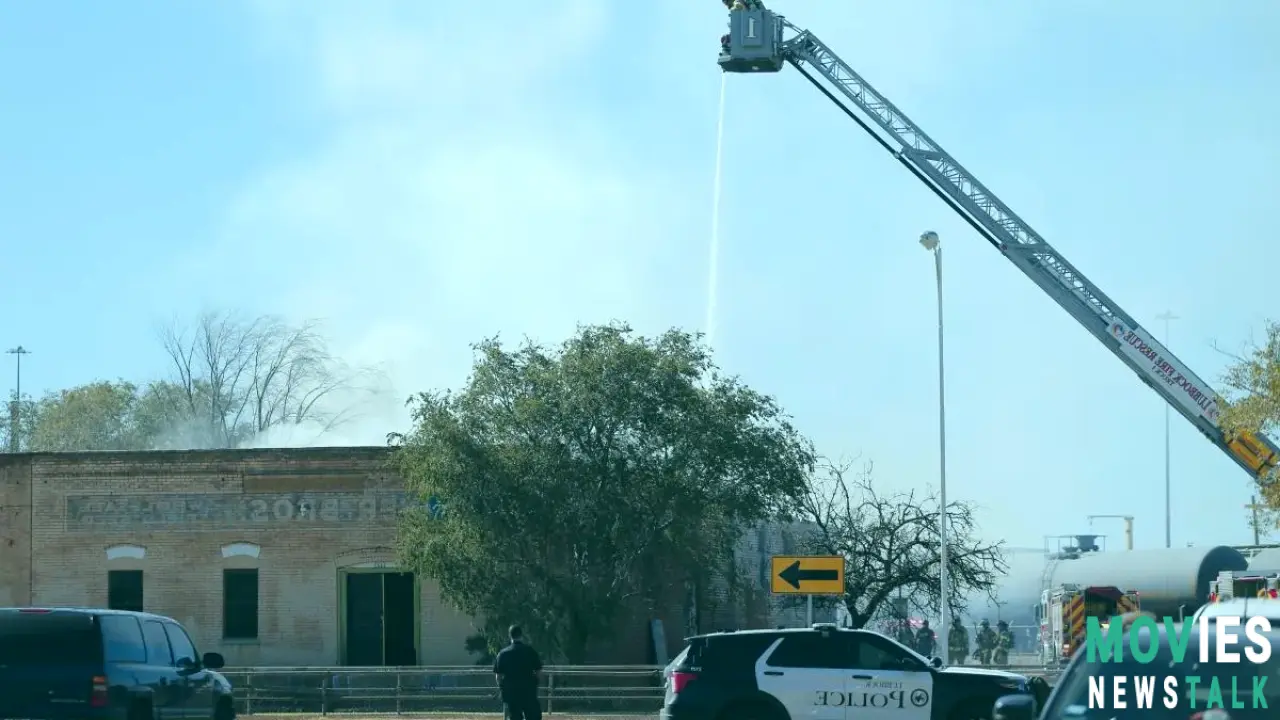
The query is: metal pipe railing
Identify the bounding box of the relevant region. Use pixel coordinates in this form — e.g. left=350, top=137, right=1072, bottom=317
left=219, top=664, right=1062, bottom=715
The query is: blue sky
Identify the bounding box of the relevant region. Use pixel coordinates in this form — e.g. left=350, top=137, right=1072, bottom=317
left=2, top=0, right=1278, bottom=562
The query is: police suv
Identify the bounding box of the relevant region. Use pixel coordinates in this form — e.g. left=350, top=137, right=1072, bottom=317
left=662, top=623, right=1033, bottom=720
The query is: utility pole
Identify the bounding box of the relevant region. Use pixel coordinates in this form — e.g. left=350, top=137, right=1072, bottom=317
left=6, top=346, right=31, bottom=452
left=991, top=597, right=1007, bottom=623
left=1246, top=496, right=1265, bottom=545
left=1156, top=311, right=1178, bottom=548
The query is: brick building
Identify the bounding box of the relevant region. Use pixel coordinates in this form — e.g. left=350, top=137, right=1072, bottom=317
left=0, top=447, right=477, bottom=667
left=0, top=447, right=817, bottom=668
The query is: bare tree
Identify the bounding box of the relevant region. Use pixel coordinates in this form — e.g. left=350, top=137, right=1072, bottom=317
left=157, top=311, right=372, bottom=447
left=794, top=460, right=1006, bottom=629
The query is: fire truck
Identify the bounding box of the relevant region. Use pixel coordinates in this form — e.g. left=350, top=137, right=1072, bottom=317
left=1039, top=584, right=1139, bottom=665
left=1208, top=570, right=1280, bottom=602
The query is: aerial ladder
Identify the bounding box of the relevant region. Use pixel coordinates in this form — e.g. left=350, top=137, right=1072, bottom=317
left=716, top=4, right=1280, bottom=482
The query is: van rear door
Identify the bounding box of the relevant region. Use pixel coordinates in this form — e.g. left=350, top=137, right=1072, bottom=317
left=0, top=610, right=106, bottom=720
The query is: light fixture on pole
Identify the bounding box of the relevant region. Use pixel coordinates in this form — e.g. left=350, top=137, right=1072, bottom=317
left=919, top=230, right=949, bottom=659
left=1155, top=311, right=1178, bottom=548
left=5, top=346, right=31, bottom=453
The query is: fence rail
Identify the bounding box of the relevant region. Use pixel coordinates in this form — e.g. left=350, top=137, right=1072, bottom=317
left=222, top=665, right=1063, bottom=715
left=224, top=666, right=662, bottom=715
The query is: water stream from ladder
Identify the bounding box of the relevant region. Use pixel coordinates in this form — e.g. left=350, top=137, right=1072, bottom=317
left=706, top=74, right=728, bottom=349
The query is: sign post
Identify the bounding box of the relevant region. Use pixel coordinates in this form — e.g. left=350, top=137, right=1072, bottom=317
left=770, top=555, right=846, bottom=627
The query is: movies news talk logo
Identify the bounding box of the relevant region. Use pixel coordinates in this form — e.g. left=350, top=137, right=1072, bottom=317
left=1084, top=615, right=1272, bottom=710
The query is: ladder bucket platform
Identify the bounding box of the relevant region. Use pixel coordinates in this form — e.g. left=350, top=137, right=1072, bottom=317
left=718, top=8, right=785, bottom=73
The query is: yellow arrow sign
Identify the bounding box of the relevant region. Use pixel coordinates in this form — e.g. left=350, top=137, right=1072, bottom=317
left=770, top=555, right=845, bottom=595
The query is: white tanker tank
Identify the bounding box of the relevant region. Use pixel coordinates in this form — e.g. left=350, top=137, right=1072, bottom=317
left=1044, top=545, right=1247, bottom=617
left=1247, top=548, right=1280, bottom=572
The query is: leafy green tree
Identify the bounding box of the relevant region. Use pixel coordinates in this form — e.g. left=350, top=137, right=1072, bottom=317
left=0, top=394, right=37, bottom=452
left=463, top=631, right=500, bottom=666
left=27, top=381, right=146, bottom=451
left=21, top=380, right=225, bottom=452
left=393, top=323, right=814, bottom=662
left=1218, top=321, right=1280, bottom=516
left=1219, top=321, right=1280, bottom=434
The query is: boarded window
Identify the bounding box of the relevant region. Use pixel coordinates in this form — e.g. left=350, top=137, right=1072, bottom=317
left=223, top=569, right=259, bottom=639
left=107, top=570, right=144, bottom=612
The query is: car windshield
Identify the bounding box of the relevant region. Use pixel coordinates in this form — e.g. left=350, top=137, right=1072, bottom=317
left=1044, top=632, right=1280, bottom=719
left=0, top=612, right=101, bottom=665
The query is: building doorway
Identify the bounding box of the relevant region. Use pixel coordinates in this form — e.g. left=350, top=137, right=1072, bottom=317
left=340, top=569, right=419, bottom=666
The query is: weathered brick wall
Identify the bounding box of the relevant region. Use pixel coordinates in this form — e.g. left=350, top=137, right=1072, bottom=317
left=4, top=447, right=477, bottom=666
left=0, top=447, right=811, bottom=667
left=0, top=455, right=33, bottom=606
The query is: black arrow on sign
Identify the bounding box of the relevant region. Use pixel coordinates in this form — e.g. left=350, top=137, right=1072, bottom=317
left=778, top=560, right=839, bottom=590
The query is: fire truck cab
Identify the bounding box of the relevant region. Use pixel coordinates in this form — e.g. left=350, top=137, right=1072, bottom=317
left=1039, top=583, right=1140, bottom=665
left=1208, top=570, right=1280, bottom=603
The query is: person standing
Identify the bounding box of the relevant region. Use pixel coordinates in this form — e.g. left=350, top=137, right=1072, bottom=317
left=994, top=621, right=1014, bottom=666
left=974, top=620, right=996, bottom=665
left=947, top=618, right=968, bottom=666
left=895, top=618, right=915, bottom=647
left=494, top=625, right=543, bottom=720
left=914, top=620, right=936, bottom=657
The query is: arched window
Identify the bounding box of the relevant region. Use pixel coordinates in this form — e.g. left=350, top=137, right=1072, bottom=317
left=104, top=545, right=146, bottom=612
left=105, top=544, right=145, bottom=562
left=220, top=542, right=261, bottom=562
left=220, top=543, right=261, bottom=641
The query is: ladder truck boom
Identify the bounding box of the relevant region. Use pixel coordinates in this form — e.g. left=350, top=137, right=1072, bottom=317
left=716, top=6, right=1280, bottom=481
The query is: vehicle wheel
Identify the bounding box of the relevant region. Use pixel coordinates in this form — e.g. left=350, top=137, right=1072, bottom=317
left=128, top=700, right=155, bottom=720
left=214, top=696, right=235, bottom=720
left=717, top=700, right=782, bottom=720
left=948, top=699, right=993, bottom=720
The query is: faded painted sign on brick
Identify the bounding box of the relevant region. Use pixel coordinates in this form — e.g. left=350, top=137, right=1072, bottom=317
left=64, top=491, right=412, bottom=532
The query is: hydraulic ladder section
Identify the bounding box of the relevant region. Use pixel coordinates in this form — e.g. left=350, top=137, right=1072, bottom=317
left=715, top=5, right=1280, bottom=481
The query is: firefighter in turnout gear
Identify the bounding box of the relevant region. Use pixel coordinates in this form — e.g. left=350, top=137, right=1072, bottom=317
left=974, top=619, right=996, bottom=664
left=915, top=619, right=935, bottom=657
left=994, top=620, right=1014, bottom=666
left=896, top=621, right=915, bottom=647
left=948, top=618, right=968, bottom=665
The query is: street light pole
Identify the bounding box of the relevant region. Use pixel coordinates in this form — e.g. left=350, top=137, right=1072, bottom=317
left=920, top=231, right=949, bottom=660
left=1155, top=311, right=1178, bottom=548
left=5, top=346, right=31, bottom=453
